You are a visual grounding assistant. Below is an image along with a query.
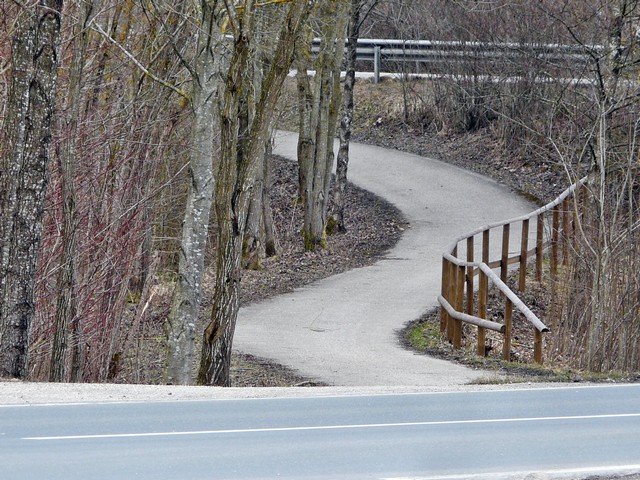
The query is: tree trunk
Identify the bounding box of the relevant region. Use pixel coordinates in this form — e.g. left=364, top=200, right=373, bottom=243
left=262, top=141, right=280, bottom=257
left=330, top=0, right=363, bottom=234
left=243, top=141, right=281, bottom=265
left=164, top=3, right=223, bottom=385
left=50, top=0, right=96, bottom=383
left=197, top=26, right=249, bottom=386
left=243, top=150, right=265, bottom=270
left=297, top=0, right=349, bottom=250
left=0, top=2, right=63, bottom=379
left=585, top=2, right=627, bottom=371
left=198, top=0, right=313, bottom=386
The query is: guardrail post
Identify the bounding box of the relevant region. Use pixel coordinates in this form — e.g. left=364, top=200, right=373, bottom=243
left=374, top=46, right=381, bottom=84
left=536, top=213, right=544, bottom=282
left=519, top=219, right=529, bottom=292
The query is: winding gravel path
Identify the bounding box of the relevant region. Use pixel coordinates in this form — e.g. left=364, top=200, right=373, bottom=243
left=233, top=132, right=536, bottom=386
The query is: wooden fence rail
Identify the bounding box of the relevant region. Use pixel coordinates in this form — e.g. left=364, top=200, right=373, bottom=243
left=439, top=177, right=588, bottom=364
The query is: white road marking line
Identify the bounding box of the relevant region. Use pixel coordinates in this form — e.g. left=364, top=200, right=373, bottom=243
left=380, top=463, right=640, bottom=479
left=23, top=412, right=640, bottom=441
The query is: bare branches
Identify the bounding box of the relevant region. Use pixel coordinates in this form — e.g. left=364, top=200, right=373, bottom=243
left=89, top=18, right=189, bottom=99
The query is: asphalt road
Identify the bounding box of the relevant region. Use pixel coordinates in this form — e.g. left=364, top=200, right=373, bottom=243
left=3, top=384, right=640, bottom=479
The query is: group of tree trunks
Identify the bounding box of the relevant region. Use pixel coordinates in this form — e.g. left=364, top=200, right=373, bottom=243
left=0, top=0, right=379, bottom=386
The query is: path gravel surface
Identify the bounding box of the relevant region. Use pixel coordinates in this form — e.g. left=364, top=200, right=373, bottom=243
left=233, top=132, right=537, bottom=386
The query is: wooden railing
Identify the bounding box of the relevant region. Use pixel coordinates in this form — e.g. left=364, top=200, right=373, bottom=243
left=440, top=177, right=588, bottom=364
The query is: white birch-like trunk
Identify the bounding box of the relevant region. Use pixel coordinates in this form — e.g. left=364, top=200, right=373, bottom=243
left=0, top=2, right=63, bottom=379
left=164, top=4, right=223, bottom=385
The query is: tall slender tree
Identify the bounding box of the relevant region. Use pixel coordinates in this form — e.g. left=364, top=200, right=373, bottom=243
left=330, top=0, right=380, bottom=233
left=164, top=1, right=226, bottom=385
left=49, top=0, right=99, bottom=383
left=198, top=0, right=315, bottom=386
left=296, top=0, right=350, bottom=250
left=0, top=1, right=64, bottom=378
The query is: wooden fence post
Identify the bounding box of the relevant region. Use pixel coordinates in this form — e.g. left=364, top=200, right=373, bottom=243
left=454, top=264, right=465, bottom=349
left=446, top=259, right=455, bottom=342
left=500, top=223, right=513, bottom=359
left=502, top=299, right=513, bottom=361
left=440, top=258, right=449, bottom=333
left=501, top=224, right=510, bottom=283
left=466, top=236, right=474, bottom=315
left=519, top=219, right=529, bottom=292
left=536, top=213, right=544, bottom=282
left=477, top=229, right=490, bottom=356
left=534, top=329, right=543, bottom=364
left=447, top=246, right=458, bottom=342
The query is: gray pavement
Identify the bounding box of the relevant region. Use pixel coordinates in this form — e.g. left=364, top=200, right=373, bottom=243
left=4, top=385, right=640, bottom=479
left=233, top=132, right=537, bottom=386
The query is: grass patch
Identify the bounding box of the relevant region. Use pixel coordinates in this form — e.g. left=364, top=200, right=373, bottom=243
left=402, top=311, right=638, bottom=384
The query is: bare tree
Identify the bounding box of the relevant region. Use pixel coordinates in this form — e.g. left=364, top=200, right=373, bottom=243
left=0, top=1, right=64, bottom=378
left=164, top=1, right=226, bottom=385
left=241, top=6, right=288, bottom=270
left=49, top=0, right=98, bottom=383
left=296, top=0, right=350, bottom=250
left=198, top=0, right=314, bottom=386
left=330, top=0, right=380, bottom=233
left=545, top=0, right=640, bottom=372
left=26, top=0, right=189, bottom=382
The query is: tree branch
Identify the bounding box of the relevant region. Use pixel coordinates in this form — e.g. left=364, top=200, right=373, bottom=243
left=89, top=19, right=189, bottom=99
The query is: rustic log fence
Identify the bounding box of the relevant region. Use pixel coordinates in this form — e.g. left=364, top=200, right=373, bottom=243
left=439, top=177, right=588, bottom=364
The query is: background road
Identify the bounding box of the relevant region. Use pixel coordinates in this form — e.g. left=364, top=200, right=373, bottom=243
left=3, top=384, right=640, bottom=479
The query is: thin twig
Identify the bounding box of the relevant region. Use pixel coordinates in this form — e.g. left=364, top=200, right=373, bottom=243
left=89, top=19, right=189, bottom=100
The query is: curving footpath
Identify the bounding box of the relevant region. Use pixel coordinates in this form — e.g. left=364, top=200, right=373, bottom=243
left=233, top=131, right=536, bottom=386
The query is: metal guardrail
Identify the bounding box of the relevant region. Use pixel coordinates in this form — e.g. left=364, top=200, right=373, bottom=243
left=440, top=177, right=588, bottom=364
left=311, top=38, right=601, bottom=83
